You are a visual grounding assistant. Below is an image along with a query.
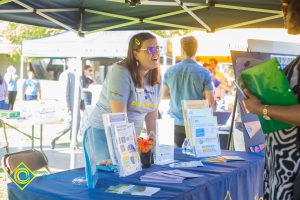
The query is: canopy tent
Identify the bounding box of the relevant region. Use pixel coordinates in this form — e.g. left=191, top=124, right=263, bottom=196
left=22, top=30, right=167, bottom=58
left=21, top=30, right=167, bottom=79
left=0, top=0, right=283, bottom=35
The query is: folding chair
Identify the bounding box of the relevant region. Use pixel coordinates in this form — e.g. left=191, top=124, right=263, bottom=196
left=1, top=149, right=50, bottom=180
left=0, top=119, right=9, bottom=154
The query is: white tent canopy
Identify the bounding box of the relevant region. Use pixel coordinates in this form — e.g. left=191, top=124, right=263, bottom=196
left=21, top=30, right=168, bottom=80
left=22, top=31, right=167, bottom=58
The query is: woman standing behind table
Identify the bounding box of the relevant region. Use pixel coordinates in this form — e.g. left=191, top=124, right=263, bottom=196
left=243, top=0, right=300, bottom=199
left=88, top=32, right=162, bottom=163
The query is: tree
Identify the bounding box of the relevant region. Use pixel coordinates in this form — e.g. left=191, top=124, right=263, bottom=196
left=152, top=30, right=191, bottom=38
left=152, top=30, right=191, bottom=57
left=0, top=22, right=61, bottom=61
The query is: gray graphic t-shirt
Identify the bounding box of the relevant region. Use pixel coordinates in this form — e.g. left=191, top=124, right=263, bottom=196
left=90, top=64, right=161, bottom=134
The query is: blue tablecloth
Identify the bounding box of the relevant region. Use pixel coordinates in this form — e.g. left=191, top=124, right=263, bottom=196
left=8, top=150, right=264, bottom=200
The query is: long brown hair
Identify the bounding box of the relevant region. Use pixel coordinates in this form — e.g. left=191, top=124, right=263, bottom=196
left=119, top=32, right=160, bottom=88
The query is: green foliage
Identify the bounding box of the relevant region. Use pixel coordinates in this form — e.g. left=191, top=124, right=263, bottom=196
left=152, top=30, right=191, bottom=38
left=0, top=22, right=62, bottom=61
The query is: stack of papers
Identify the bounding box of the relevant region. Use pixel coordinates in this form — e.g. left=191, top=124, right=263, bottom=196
left=105, top=184, right=160, bottom=196
left=140, top=169, right=202, bottom=183
left=202, top=156, right=245, bottom=163
left=169, top=161, right=203, bottom=168
left=181, top=100, right=221, bottom=158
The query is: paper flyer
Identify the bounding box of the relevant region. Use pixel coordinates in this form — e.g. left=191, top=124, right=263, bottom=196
left=112, top=122, right=142, bottom=177
left=181, top=100, right=209, bottom=141
left=105, top=184, right=160, bottom=196
left=169, top=161, right=203, bottom=168
left=202, top=155, right=245, bottom=163
left=140, top=169, right=202, bottom=183
left=102, top=112, right=128, bottom=164
left=191, top=116, right=221, bottom=158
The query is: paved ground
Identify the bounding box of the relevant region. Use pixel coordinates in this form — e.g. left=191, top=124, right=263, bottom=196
left=0, top=122, right=85, bottom=200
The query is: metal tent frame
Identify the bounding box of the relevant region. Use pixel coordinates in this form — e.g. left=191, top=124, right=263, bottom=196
left=0, top=0, right=283, bottom=35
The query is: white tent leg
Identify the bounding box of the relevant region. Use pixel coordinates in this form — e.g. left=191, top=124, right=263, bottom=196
left=172, top=54, right=176, bottom=66
left=70, top=56, right=82, bottom=169
left=20, top=55, right=24, bottom=79
left=163, top=55, right=167, bottom=67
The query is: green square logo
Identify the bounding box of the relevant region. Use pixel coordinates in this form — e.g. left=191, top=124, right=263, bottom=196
left=9, top=162, right=36, bottom=190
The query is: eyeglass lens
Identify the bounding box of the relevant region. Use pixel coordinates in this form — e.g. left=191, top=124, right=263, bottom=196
left=147, top=46, right=161, bottom=54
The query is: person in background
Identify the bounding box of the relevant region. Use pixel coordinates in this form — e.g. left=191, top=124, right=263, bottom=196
left=4, top=65, right=18, bottom=110
left=206, top=58, right=232, bottom=101
left=88, top=32, right=161, bottom=163
left=243, top=0, right=300, bottom=199
left=22, top=70, right=41, bottom=101
left=162, top=36, right=214, bottom=147
left=51, top=58, right=81, bottom=149
left=203, top=62, right=210, bottom=68
left=81, top=65, right=96, bottom=107
left=0, top=74, right=8, bottom=110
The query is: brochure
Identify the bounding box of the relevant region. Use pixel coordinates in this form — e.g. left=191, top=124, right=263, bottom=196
left=102, top=113, right=128, bottom=164
left=169, top=160, right=203, bottom=168
left=140, top=169, right=202, bottom=183
left=181, top=100, right=220, bottom=158
left=182, top=100, right=209, bottom=140
left=111, top=122, right=142, bottom=177
left=191, top=116, right=221, bottom=158
left=105, top=184, right=160, bottom=196
left=202, top=155, right=245, bottom=163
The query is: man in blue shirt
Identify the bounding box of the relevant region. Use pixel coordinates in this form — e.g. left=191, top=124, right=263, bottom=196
left=163, top=36, right=214, bottom=147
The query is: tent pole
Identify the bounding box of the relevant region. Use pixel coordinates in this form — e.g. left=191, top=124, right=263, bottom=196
left=172, top=54, right=176, bottom=66
left=227, top=93, right=238, bottom=150
left=70, top=56, right=82, bottom=169
left=163, top=55, right=167, bottom=68
left=20, top=56, right=24, bottom=79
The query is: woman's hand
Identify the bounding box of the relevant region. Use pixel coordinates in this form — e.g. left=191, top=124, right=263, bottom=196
left=242, top=89, right=300, bottom=126
left=243, top=89, right=264, bottom=115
